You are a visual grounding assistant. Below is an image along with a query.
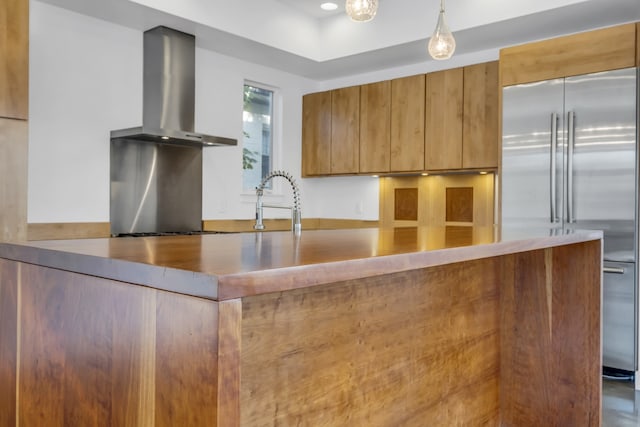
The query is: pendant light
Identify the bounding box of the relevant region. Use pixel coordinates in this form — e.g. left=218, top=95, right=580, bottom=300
left=428, top=0, right=456, bottom=60
left=345, top=0, right=378, bottom=22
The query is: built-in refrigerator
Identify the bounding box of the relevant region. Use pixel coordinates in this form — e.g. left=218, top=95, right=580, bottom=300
left=501, top=67, right=638, bottom=373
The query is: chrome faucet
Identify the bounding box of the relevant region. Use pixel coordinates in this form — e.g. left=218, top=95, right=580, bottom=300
left=254, top=170, right=302, bottom=234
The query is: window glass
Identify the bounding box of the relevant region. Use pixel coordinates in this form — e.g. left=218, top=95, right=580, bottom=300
left=243, top=84, right=273, bottom=191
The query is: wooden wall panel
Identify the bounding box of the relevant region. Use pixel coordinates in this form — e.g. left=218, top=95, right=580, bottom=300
left=379, top=174, right=495, bottom=228
left=500, top=23, right=636, bottom=86
left=0, top=0, right=28, bottom=120
left=0, top=118, right=28, bottom=242
left=240, top=258, right=500, bottom=426
left=500, top=241, right=601, bottom=426
left=394, top=187, right=419, bottom=221
left=0, top=259, right=18, bottom=426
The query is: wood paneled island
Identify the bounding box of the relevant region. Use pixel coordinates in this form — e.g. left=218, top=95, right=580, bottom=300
left=0, top=226, right=602, bottom=426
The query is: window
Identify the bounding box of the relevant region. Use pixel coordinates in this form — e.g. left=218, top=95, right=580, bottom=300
left=243, top=83, right=274, bottom=191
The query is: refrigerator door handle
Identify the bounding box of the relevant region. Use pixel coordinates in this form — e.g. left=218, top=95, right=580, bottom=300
left=604, top=266, right=626, bottom=275
left=567, top=111, right=576, bottom=223
left=550, top=113, right=558, bottom=223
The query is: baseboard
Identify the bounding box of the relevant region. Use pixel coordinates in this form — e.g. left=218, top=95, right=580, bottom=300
left=27, top=219, right=380, bottom=240
left=202, top=218, right=379, bottom=233
left=28, top=222, right=111, bottom=240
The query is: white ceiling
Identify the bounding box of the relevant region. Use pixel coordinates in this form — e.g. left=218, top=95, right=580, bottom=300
left=36, top=0, right=640, bottom=80
left=275, top=0, right=345, bottom=18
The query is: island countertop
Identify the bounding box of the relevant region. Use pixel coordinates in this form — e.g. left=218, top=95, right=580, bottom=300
left=0, top=225, right=603, bottom=426
left=0, top=226, right=602, bottom=301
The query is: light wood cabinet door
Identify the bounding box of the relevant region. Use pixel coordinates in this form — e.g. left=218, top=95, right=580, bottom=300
left=360, top=81, right=391, bottom=174
left=500, top=23, right=636, bottom=86
left=637, top=23, right=640, bottom=67
left=390, top=74, right=425, bottom=172
left=425, top=68, right=463, bottom=171
left=463, top=61, right=499, bottom=169
left=302, top=91, right=331, bottom=177
left=0, top=0, right=28, bottom=120
left=331, top=86, right=360, bottom=174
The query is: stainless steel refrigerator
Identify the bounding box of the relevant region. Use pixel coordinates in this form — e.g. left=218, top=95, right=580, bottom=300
left=501, top=67, right=638, bottom=373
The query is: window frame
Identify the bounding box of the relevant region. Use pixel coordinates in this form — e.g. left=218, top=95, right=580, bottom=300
left=241, top=80, right=284, bottom=199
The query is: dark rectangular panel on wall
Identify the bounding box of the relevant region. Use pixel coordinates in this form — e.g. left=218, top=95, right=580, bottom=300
left=446, top=187, right=474, bottom=222
left=394, top=188, right=419, bottom=221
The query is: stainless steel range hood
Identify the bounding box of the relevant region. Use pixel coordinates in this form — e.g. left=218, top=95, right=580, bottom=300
left=110, top=26, right=236, bottom=147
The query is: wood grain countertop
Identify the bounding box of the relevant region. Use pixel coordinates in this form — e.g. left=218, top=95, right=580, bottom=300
left=0, top=226, right=602, bottom=301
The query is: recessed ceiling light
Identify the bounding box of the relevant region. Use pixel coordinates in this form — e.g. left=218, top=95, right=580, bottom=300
left=320, top=2, right=338, bottom=11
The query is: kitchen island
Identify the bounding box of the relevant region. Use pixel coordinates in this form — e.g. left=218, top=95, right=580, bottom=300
left=0, top=226, right=602, bottom=426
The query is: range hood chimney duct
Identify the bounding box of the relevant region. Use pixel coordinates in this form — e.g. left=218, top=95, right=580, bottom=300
left=110, top=26, right=237, bottom=147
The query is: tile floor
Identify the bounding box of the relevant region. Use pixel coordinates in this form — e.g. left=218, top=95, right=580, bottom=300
left=604, top=378, right=640, bottom=426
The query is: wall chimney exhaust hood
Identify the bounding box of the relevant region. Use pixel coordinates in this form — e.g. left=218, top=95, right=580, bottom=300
left=110, top=26, right=237, bottom=147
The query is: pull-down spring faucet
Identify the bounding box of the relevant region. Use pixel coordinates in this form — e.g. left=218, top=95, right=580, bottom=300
left=254, top=170, right=302, bottom=234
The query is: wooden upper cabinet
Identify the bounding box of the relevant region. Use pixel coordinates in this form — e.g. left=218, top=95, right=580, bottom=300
left=637, top=23, right=640, bottom=66
left=425, top=68, right=463, bottom=171
left=390, top=74, right=425, bottom=172
left=360, top=81, right=391, bottom=174
left=331, top=86, right=360, bottom=174
left=0, top=0, right=29, bottom=120
left=463, top=61, right=499, bottom=169
left=302, top=91, right=331, bottom=177
left=500, top=23, right=637, bottom=86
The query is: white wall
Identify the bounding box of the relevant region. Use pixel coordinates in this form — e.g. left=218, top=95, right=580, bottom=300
left=28, top=1, right=385, bottom=224
left=29, top=2, right=141, bottom=222
left=28, top=1, right=502, bottom=225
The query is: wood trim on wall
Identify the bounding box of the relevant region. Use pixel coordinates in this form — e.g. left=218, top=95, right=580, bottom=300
left=203, top=218, right=379, bottom=233
left=28, top=222, right=111, bottom=240
left=27, top=219, right=380, bottom=240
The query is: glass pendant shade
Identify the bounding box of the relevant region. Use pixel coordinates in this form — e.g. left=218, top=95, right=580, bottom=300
left=428, top=2, right=456, bottom=60
left=345, top=0, right=378, bottom=22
